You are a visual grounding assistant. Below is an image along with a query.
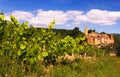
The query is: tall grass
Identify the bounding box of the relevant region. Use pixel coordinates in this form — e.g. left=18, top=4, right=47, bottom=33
left=45, top=56, right=120, bottom=77
left=0, top=56, right=120, bottom=77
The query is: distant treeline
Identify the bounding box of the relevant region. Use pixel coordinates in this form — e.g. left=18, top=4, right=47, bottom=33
left=113, top=34, right=120, bottom=56
left=36, top=27, right=84, bottom=38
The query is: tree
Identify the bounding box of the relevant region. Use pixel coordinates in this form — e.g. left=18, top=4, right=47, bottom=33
left=100, top=32, right=106, bottom=34
left=0, top=11, right=4, bottom=15
left=70, top=27, right=83, bottom=38
left=88, top=29, right=96, bottom=33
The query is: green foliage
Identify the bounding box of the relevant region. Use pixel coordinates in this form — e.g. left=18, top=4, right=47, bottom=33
left=88, top=29, right=96, bottom=33
left=81, top=45, right=104, bottom=57
left=70, top=27, right=82, bottom=38
left=0, top=14, right=107, bottom=76
left=48, top=19, right=56, bottom=29
left=0, top=14, right=86, bottom=64
left=0, top=14, right=5, bottom=20
left=113, top=34, right=120, bottom=56
left=52, top=27, right=84, bottom=38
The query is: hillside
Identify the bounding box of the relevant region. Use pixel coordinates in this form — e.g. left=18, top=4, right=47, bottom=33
left=36, top=27, right=84, bottom=38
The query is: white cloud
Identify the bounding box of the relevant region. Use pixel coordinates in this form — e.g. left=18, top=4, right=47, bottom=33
left=86, top=9, right=120, bottom=25
left=70, top=9, right=120, bottom=26
left=66, top=10, right=83, bottom=19
left=6, top=9, right=120, bottom=27
left=65, top=24, right=72, bottom=27
left=11, top=11, right=33, bottom=20
left=5, top=10, right=33, bottom=21
left=28, top=10, right=69, bottom=27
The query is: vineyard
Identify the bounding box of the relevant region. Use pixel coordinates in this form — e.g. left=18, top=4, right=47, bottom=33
left=0, top=14, right=120, bottom=77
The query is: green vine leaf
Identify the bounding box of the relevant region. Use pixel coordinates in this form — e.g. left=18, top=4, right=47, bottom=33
left=38, top=55, right=43, bottom=61
left=48, top=19, right=56, bottom=29
left=17, top=50, right=22, bottom=56
left=20, top=44, right=26, bottom=50
left=41, top=52, right=48, bottom=57
left=0, top=14, right=5, bottom=19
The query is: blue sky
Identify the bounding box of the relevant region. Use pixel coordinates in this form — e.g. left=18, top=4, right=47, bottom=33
left=0, top=0, right=120, bottom=34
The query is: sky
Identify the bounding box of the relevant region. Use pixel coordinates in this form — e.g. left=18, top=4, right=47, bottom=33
left=0, top=0, right=120, bottom=34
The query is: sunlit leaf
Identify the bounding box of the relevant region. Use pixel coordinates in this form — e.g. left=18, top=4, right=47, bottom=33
left=20, top=44, right=26, bottom=50
left=48, top=19, right=56, bottom=29
left=41, top=52, right=48, bottom=57
left=0, top=14, right=5, bottom=19
left=17, top=50, right=22, bottom=56
left=38, top=55, right=43, bottom=61
left=30, top=58, right=35, bottom=64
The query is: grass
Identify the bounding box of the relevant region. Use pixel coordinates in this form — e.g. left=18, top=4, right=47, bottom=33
left=50, top=57, right=120, bottom=77
left=0, top=56, right=120, bottom=77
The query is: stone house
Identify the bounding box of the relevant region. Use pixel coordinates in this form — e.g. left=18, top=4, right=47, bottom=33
left=84, top=26, right=114, bottom=46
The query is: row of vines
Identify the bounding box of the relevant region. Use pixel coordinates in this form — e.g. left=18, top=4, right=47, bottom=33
left=0, top=14, right=104, bottom=76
